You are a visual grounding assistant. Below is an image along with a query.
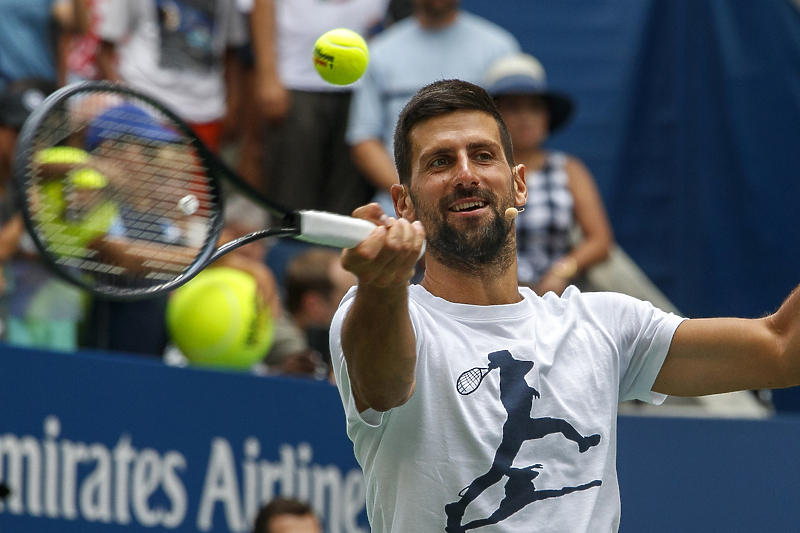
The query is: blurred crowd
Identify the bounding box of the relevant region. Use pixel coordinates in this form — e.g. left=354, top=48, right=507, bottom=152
left=0, top=0, right=616, bottom=383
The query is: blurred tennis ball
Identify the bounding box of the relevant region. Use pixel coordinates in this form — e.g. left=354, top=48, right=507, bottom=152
left=313, top=28, right=369, bottom=85
left=166, top=267, right=275, bottom=370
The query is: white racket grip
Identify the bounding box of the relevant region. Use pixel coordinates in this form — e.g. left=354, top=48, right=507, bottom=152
left=296, top=210, right=426, bottom=258
left=297, top=210, right=375, bottom=248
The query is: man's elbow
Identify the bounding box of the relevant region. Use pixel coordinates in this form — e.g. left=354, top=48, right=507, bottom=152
left=352, top=378, right=415, bottom=413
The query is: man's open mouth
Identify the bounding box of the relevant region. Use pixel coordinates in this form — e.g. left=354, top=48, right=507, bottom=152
left=450, top=200, right=487, bottom=213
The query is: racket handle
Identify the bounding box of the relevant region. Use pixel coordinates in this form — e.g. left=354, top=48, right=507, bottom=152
left=296, top=210, right=426, bottom=258
left=297, top=210, right=377, bottom=248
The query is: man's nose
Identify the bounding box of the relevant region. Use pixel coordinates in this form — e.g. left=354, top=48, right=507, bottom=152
left=452, top=152, right=479, bottom=187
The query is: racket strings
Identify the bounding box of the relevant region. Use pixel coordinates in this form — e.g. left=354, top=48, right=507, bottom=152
left=24, top=90, right=219, bottom=292
left=456, top=367, right=489, bottom=395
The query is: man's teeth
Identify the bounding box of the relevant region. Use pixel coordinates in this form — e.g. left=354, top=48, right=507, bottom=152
left=452, top=201, right=486, bottom=212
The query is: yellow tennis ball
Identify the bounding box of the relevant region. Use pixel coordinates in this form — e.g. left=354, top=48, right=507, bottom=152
left=166, top=267, right=275, bottom=371
left=313, top=28, right=369, bottom=86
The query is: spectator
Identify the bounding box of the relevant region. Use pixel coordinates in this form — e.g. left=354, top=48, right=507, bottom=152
left=252, top=497, right=320, bottom=533
left=0, top=0, right=88, bottom=91
left=246, top=0, right=389, bottom=216
left=0, top=80, right=85, bottom=351
left=346, top=0, right=520, bottom=215
left=60, top=0, right=110, bottom=83
left=96, top=0, right=247, bottom=153
left=486, top=53, right=614, bottom=296
left=284, top=247, right=356, bottom=375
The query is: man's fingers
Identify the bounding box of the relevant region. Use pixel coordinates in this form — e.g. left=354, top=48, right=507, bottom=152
left=371, top=219, right=425, bottom=286
left=341, top=208, right=426, bottom=287
left=351, top=203, right=389, bottom=226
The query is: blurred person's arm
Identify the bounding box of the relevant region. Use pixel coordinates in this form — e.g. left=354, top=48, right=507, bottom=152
left=534, top=156, right=614, bottom=297
left=350, top=139, right=400, bottom=194
left=213, top=226, right=282, bottom=318
left=0, top=215, right=24, bottom=262
left=95, top=0, right=130, bottom=82
left=96, top=41, right=120, bottom=81
left=52, top=0, right=90, bottom=33
left=250, top=0, right=290, bottom=124
left=212, top=251, right=282, bottom=319
left=221, top=47, right=244, bottom=142
left=52, top=0, right=91, bottom=85
left=345, top=55, right=398, bottom=193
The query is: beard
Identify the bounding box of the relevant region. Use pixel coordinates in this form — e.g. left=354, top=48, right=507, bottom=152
left=412, top=185, right=517, bottom=275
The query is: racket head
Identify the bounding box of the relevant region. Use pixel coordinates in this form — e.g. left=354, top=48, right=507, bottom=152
left=456, top=367, right=490, bottom=395
left=14, top=81, right=225, bottom=300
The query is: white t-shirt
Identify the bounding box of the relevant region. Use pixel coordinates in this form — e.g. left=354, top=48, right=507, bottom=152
left=275, top=0, right=389, bottom=92
left=330, top=285, right=685, bottom=533
left=98, top=0, right=247, bottom=123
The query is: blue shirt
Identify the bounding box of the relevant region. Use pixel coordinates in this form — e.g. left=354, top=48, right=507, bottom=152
left=0, top=0, right=59, bottom=88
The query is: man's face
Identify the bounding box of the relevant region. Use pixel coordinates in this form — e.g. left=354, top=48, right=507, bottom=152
left=404, top=110, right=526, bottom=272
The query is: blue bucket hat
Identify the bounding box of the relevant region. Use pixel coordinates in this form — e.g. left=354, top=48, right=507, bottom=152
left=85, top=103, right=181, bottom=151
left=486, top=53, right=575, bottom=134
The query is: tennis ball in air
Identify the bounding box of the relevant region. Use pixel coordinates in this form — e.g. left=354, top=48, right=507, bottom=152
left=166, top=267, right=275, bottom=371
left=313, top=28, right=369, bottom=86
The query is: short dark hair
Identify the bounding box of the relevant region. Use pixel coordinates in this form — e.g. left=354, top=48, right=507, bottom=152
left=253, top=498, right=315, bottom=533
left=393, top=79, right=515, bottom=185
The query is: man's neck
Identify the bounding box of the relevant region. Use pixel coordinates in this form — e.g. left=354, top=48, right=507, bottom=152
left=420, top=259, right=522, bottom=305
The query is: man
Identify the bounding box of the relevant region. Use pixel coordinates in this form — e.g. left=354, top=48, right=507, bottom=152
left=346, top=0, right=520, bottom=213
left=330, top=79, right=800, bottom=532
left=252, top=497, right=321, bottom=533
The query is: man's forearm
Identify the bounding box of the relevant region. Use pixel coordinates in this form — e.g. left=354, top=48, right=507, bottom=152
left=341, top=283, right=416, bottom=412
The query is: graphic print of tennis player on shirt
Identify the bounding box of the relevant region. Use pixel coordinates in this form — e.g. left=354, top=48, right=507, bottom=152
left=445, top=350, right=602, bottom=533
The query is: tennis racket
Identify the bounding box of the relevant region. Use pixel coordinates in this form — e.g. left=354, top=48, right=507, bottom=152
left=456, top=367, right=493, bottom=395
left=14, top=81, right=417, bottom=300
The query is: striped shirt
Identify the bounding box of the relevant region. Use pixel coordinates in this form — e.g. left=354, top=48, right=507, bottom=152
left=516, top=151, right=574, bottom=284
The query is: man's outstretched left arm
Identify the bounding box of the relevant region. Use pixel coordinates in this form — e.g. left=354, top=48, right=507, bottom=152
left=653, top=284, right=800, bottom=396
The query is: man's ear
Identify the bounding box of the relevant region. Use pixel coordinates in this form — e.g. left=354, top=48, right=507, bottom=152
left=391, top=183, right=417, bottom=221
left=512, top=164, right=527, bottom=207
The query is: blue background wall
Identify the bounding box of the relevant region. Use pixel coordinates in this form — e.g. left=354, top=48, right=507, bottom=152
left=464, top=0, right=800, bottom=321
left=1, top=347, right=799, bottom=532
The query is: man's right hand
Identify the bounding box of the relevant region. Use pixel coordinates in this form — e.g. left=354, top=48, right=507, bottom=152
left=341, top=203, right=425, bottom=288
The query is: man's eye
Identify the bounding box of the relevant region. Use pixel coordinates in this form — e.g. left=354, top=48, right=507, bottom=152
left=476, top=152, right=492, bottom=161
left=431, top=157, right=448, bottom=167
